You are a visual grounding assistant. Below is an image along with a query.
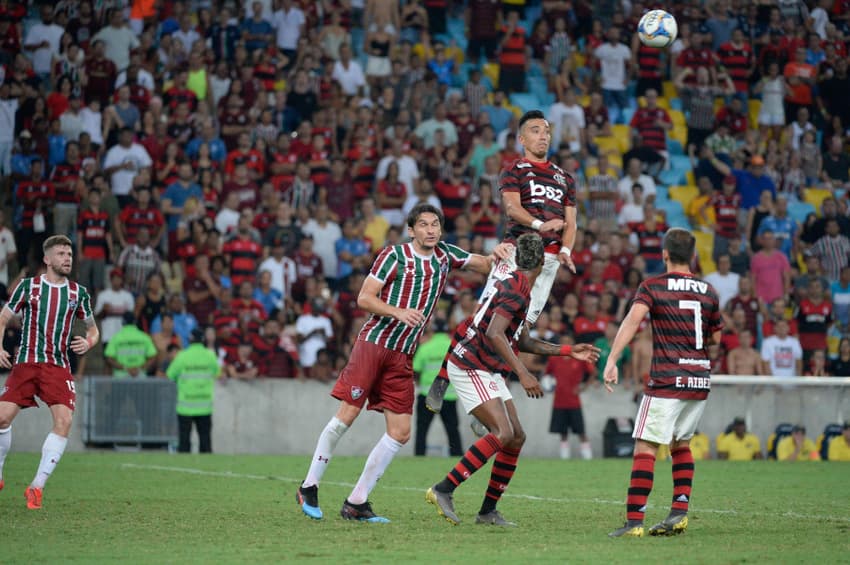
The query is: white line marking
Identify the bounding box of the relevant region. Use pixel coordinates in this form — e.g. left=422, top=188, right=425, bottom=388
left=120, top=463, right=850, bottom=524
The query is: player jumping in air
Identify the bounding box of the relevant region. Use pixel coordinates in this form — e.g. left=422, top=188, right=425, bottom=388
left=603, top=228, right=722, bottom=537
left=426, top=109, right=578, bottom=417
left=426, top=233, right=600, bottom=526
left=0, top=235, right=99, bottom=509
left=295, top=204, right=511, bottom=523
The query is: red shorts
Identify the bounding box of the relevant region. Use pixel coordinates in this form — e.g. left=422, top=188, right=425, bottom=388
left=331, top=340, right=414, bottom=414
left=0, top=363, right=76, bottom=411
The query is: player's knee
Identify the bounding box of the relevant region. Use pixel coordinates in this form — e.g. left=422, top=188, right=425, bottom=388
left=491, top=425, right=513, bottom=447
left=387, top=427, right=410, bottom=444
left=52, top=414, right=73, bottom=436
left=506, top=428, right=526, bottom=449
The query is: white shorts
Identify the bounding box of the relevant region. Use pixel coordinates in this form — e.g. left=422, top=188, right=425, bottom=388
left=446, top=360, right=513, bottom=414
left=632, top=395, right=706, bottom=445
left=758, top=111, right=785, bottom=127
left=480, top=249, right=560, bottom=324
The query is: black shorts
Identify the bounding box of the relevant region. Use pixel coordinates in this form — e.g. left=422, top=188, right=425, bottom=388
left=549, top=407, right=586, bottom=436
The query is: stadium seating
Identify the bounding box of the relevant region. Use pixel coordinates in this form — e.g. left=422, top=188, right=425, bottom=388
left=767, top=423, right=795, bottom=460
left=748, top=99, right=762, bottom=127
left=694, top=231, right=716, bottom=273
left=610, top=124, right=632, bottom=153
left=662, top=80, right=677, bottom=101
left=804, top=188, right=832, bottom=213
left=669, top=185, right=699, bottom=209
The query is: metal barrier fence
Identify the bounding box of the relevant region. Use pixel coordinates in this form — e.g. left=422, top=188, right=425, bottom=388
left=82, top=377, right=178, bottom=445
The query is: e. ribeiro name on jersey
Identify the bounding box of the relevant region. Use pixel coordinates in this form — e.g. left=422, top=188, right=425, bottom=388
left=500, top=158, right=576, bottom=246
left=449, top=271, right=531, bottom=374
left=5, top=276, right=94, bottom=369
left=634, top=272, right=722, bottom=400
left=359, top=241, right=470, bottom=354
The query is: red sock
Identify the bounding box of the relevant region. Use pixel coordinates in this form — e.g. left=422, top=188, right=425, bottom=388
left=442, top=434, right=502, bottom=490
left=626, top=452, right=656, bottom=522
left=480, top=446, right=521, bottom=514
left=671, top=446, right=694, bottom=512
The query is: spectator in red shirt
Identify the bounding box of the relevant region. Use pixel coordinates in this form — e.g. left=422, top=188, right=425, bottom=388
left=16, top=159, right=55, bottom=269
left=251, top=318, right=299, bottom=378
left=223, top=216, right=263, bottom=287
left=545, top=334, right=593, bottom=459
left=573, top=295, right=611, bottom=344
left=184, top=253, right=221, bottom=327
left=77, top=188, right=113, bottom=293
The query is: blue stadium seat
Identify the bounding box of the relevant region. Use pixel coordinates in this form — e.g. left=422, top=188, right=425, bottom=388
left=669, top=98, right=683, bottom=111
left=819, top=423, right=844, bottom=461
left=788, top=201, right=815, bottom=224
left=657, top=199, right=685, bottom=219
left=668, top=139, right=685, bottom=156
left=510, top=93, right=539, bottom=113
left=659, top=168, right=686, bottom=186
left=670, top=155, right=692, bottom=172
left=767, top=423, right=794, bottom=460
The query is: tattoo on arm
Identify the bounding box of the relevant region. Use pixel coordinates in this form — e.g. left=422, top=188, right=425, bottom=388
left=517, top=328, right=562, bottom=356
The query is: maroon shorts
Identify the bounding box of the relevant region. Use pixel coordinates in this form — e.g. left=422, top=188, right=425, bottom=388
left=331, top=340, right=414, bottom=414
left=0, top=363, right=76, bottom=411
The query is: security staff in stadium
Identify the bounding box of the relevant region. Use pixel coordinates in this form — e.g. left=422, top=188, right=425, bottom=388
left=166, top=327, right=221, bottom=453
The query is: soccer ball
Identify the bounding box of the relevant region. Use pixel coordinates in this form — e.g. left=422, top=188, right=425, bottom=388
left=637, top=9, right=678, bottom=48
left=540, top=374, right=556, bottom=394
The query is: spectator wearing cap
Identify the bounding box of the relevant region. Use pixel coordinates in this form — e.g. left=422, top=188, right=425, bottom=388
left=777, top=425, right=820, bottom=461
left=104, top=312, right=157, bottom=378
left=827, top=422, right=850, bottom=461
left=23, top=5, right=64, bottom=80
left=91, top=8, right=140, bottom=72
left=95, top=268, right=136, bottom=349
left=717, top=418, right=763, bottom=460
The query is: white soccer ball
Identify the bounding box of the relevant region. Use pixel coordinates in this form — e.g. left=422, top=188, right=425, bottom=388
left=540, top=374, right=556, bottom=394
left=638, top=9, right=678, bottom=48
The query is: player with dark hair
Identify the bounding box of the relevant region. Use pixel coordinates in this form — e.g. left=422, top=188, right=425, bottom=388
left=425, top=233, right=600, bottom=526
left=295, top=203, right=511, bottom=523
left=0, top=235, right=99, bottom=509
left=603, top=228, right=722, bottom=537
left=426, top=109, right=578, bottom=414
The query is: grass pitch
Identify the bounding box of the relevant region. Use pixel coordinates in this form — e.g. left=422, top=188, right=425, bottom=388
left=2, top=452, right=848, bottom=563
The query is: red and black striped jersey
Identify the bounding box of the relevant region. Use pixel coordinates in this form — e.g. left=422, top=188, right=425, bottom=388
left=433, top=180, right=472, bottom=223
left=118, top=205, right=165, bottom=243
left=16, top=180, right=55, bottom=229
left=501, top=158, right=576, bottom=248
left=448, top=270, right=530, bottom=374
left=636, top=44, right=663, bottom=79
left=634, top=272, right=723, bottom=400
left=711, top=192, right=741, bottom=238
left=50, top=162, right=80, bottom=204
left=223, top=237, right=262, bottom=287
left=796, top=299, right=832, bottom=352
left=634, top=223, right=666, bottom=261
left=717, top=42, right=753, bottom=93
left=78, top=209, right=110, bottom=259
left=630, top=107, right=670, bottom=151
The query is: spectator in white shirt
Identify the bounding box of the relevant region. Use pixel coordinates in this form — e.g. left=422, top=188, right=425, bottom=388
left=102, top=127, right=153, bottom=206
left=593, top=27, right=632, bottom=124
left=617, top=158, right=657, bottom=204
left=703, top=254, right=741, bottom=310
left=215, top=192, right=242, bottom=236
left=273, top=0, right=306, bottom=57
left=24, top=5, right=65, bottom=77
left=301, top=204, right=343, bottom=282
left=172, top=14, right=202, bottom=55
left=375, top=139, right=420, bottom=193
left=332, top=44, right=366, bottom=96
left=760, top=318, right=803, bottom=377
left=296, top=297, right=334, bottom=369
left=91, top=9, right=141, bottom=72
left=259, top=241, right=297, bottom=299
left=548, top=89, right=586, bottom=153
left=0, top=82, right=17, bottom=175
left=0, top=209, right=17, bottom=286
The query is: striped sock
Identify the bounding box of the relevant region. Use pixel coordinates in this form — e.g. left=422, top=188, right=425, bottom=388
left=480, top=446, right=521, bottom=515
left=671, top=446, right=694, bottom=513
left=435, top=434, right=502, bottom=493
left=626, top=452, right=656, bottom=523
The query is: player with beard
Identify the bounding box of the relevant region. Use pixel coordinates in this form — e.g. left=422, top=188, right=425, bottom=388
left=0, top=235, right=99, bottom=509
left=426, top=109, right=578, bottom=425
left=426, top=233, right=599, bottom=526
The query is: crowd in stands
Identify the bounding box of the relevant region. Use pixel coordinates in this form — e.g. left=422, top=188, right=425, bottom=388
left=0, top=0, right=849, bottom=385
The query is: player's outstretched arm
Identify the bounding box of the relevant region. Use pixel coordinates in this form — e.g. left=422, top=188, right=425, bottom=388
left=70, top=317, right=101, bottom=356
left=603, top=302, right=649, bottom=392
left=357, top=275, right=424, bottom=327
left=486, top=313, right=542, bottom=398
left=464, top=242, right=515, bottom=275
left=517, top=327, right=600, bottom=362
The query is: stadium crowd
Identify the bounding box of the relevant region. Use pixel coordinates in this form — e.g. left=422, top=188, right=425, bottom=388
left=0, top=0, right=849, bottom=388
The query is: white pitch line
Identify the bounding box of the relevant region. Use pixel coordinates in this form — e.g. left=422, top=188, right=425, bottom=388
left=120, top=463, right=850, bottom=524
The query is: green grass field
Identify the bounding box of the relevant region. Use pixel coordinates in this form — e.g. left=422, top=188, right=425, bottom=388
left=2, top=452, right=848, bottom=563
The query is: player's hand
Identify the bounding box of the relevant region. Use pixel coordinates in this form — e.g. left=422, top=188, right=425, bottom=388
left=394, top=308, right=425, bottom=328
left=539, top=218, right=564, bottom=233
left=519, top=371, right=543, bottom=398
left=603, top=363, right=619, bottom=393
left=491, top=242, right=514, bottom=261
left=558, top=250, right=576, bottom=273
left=0, top=348, right=11, bottom=369
left=570, top=343, right=601, bottom=363
left=71, top=336, right=92, bottom=355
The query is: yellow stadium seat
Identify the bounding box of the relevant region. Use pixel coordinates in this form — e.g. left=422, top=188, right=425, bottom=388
left=748, top=98, right=761, bottom=115
left=669, top=109, right=686, bottom=127
left=606, top=153, right=623, bottom=169
left=686, top=170, right=696, bottom=186
left=572, top=52, right=586, bottom=69
left=804, top=188, right=832, bottom=213
left=483, top=62, right=499, bottom=89
left=611, top=124, right=632, bottom=153
left=694, top=231, right=716, bottom=274
left=713, top=98, right=723, bottom=113
left=662, top=80, right=677, bottom=101
left=584, top=166, right=599, bottom=178
left=595, top=136, right=620, bottom=155
left=579, top=95, right=590, bottom=107
left=670, top=125, right=687, bottom=145
left=670, top=185, right=699, bottom=209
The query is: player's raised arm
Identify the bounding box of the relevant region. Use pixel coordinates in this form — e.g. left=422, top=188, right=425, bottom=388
left=463, top=242, right=515, bottom=275
left=516, top=326, right=600, bottom=362
left=603, top=302, right=650, bottom=392
left=485, top=312, right=542, bottom=398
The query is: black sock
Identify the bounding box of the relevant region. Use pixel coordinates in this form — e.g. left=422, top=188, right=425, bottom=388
left=479, top=497, right=497, bottom=515
left=435, top=478, right=456, bottom=493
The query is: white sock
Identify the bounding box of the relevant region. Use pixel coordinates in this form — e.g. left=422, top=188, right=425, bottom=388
left=302, top=417, right=349, bottom=488
left=348, top=433, right=403, bottom=505
left=31, top=432, right=68, bottom=489
left=580, top=441, right=592, bottom=460
left=559, top=440, right=570, bottom=460
left=0, top=427, right=11, bottom=480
